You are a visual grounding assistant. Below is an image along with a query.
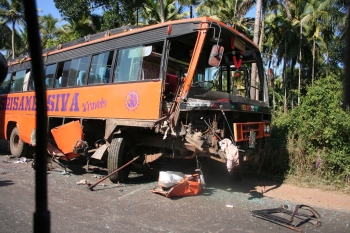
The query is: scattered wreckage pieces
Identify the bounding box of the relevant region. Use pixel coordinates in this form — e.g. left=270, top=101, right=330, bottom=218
left=251, top=204, right=321, bottom=232
left=86, top=156, right=139, bottom=191
left=151, top=171, right=202, bottom=198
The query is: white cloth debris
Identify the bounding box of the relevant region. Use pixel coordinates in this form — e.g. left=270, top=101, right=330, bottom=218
left=158, top=171, right=185, bottom=188
left=13, top=157, right=27, bottom=163
left=61, top=170, right=70, bottom=175
left=219, top=138, right=239, bottom=172
left=76, top=179, right=90, bottom=185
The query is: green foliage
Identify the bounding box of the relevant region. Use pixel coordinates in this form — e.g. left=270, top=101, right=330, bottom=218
left=53, top=0, right=90, bottom=20
left=265, top=74, right=350, bottom=188
left=263, top=114, right=290, bottom=175
left=0, top=24, right=12, bottom=50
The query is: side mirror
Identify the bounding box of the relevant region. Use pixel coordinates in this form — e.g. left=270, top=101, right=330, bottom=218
left=0, top=53, right=8, bottom=83
left=208, top=45, right=224, bottom=67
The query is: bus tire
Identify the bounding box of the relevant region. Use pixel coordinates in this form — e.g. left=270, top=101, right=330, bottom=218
left=9, top=127, right=30, bottom=158
left=108, top=137, right=132, bottom=183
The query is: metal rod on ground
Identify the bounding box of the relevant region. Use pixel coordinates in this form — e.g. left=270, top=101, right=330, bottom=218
left=87, top=156, right=140, bottom=190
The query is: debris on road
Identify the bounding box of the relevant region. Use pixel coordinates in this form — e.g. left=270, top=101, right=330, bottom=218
left=151, top=171, right=202, bottom=198
left=13, top=157, right=27, bottom=164
left=86, top=156, right=139, bottom=191
left=61, top=170, right=70, bottom=175
left=251, top=204, right=322, bottom=232
left=76, top=179, right=91, bottom=185
left=226, top=204, right=234, bottom=208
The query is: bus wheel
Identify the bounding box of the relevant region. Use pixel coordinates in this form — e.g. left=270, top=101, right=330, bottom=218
left=108, top=137, right=132, bottom=183
left=9, top=127, right=30, bottom=158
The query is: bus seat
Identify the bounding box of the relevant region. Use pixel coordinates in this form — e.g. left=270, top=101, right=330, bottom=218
left=99, top=67, right=110, bottom=83
left=54, top=76, right=62, bottom=88
left=45, top=78, right=53, bottom=88
left=143, top=61, right=160, bottom=80
left=165, top=73, right=178, bottom=94
left=77, top=70, right=86, bottom=86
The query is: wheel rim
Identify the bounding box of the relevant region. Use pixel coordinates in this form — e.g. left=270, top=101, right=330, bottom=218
left=12, top=134, right=20, bottom=151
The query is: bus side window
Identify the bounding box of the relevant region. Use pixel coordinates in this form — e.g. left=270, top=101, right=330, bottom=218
left=0, top=73, right=12, bottom=94
left=67, top=56, right=89, bottom=87
left=142, top=54, right=161, bottom=80
left=89, top=51, right=113, bottom=85
left=45, top=63, right=58, bottom=89
left=10, top=70, right=27, bottom=93
left=114, top=47, right=142, bottom=83
left=60, top=60, right=71, bottom=88
left=23, top=70, right=31, bottom=91
left=54, top=62, right=64, bottom=88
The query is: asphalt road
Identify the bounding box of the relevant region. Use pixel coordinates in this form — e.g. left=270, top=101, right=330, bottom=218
left=0, top=149, right=349, bottom=233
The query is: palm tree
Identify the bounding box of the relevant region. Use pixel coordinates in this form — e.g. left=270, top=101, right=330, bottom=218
left=300, top=0, right=344, bottom=84
left=159, top=0, right=165, bottom=23
left=39, top=14, right=61, bottom=49
left=140, top=0, right=188, bottom=25
left=196, top=0, right=219, bottom=17
left=0, top=23, right=12, bottom=51
left=264, top=3, right=298, bottom=113
left=58, top=14, right=101, bottom=43
left=0, top=0, right=25, bottom=59
left=250, top=0, right=262, bottom=100
left=196, top=0, right=255, bottom=35
left=177, top=0, right=202, bottom=18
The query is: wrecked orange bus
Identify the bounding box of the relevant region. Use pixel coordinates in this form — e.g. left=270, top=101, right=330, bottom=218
left=1, top=17, right=270, bottom=182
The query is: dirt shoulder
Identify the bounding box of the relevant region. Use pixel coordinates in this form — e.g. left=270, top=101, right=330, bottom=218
left=241, top=178, right=350, bottom=212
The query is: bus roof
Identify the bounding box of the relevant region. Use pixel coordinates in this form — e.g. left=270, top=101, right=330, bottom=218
left=8, top=17, right=258, bottom=66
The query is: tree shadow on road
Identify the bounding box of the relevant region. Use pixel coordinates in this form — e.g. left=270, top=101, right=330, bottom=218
left=203, top=160, right=285, bottom=200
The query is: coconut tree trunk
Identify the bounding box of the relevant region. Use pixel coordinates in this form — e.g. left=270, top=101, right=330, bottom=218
left=283, top=38, right=287, bottom=114
left=290, top=58, right=296, bottom=109
left=12, top=20, right=16, bottom=59
left=273, top=84, right=276, bottom=114
left=256, top=6, right=265, bottom=99
left=312, top=37, right=315, bottom=85
left=258, top=9, right=265, bottom=51
left=160, top=0, right=165, bottom=22
left=233, top=0, right=238, bottom=28
left=250, top=0, right=262, bottom=100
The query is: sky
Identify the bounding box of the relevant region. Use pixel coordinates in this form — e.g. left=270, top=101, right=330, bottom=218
left=36, top=0, right=61, bottom=19
left=36, top=0, right=256, bottom=23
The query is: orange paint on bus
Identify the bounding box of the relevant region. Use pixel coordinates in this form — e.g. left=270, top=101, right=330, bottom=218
left=0, top=80, right=162, bottom=143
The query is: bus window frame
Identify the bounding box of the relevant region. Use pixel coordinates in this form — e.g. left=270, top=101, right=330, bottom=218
left=44, top=63, right=58, bottom=89
left=67, top=55, right=91, bottom=88
left=10, top=69, right=29, bottom=93
left=0, top=73, right=12, bottom=94
left=88, top=51, right=115, bottom=85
